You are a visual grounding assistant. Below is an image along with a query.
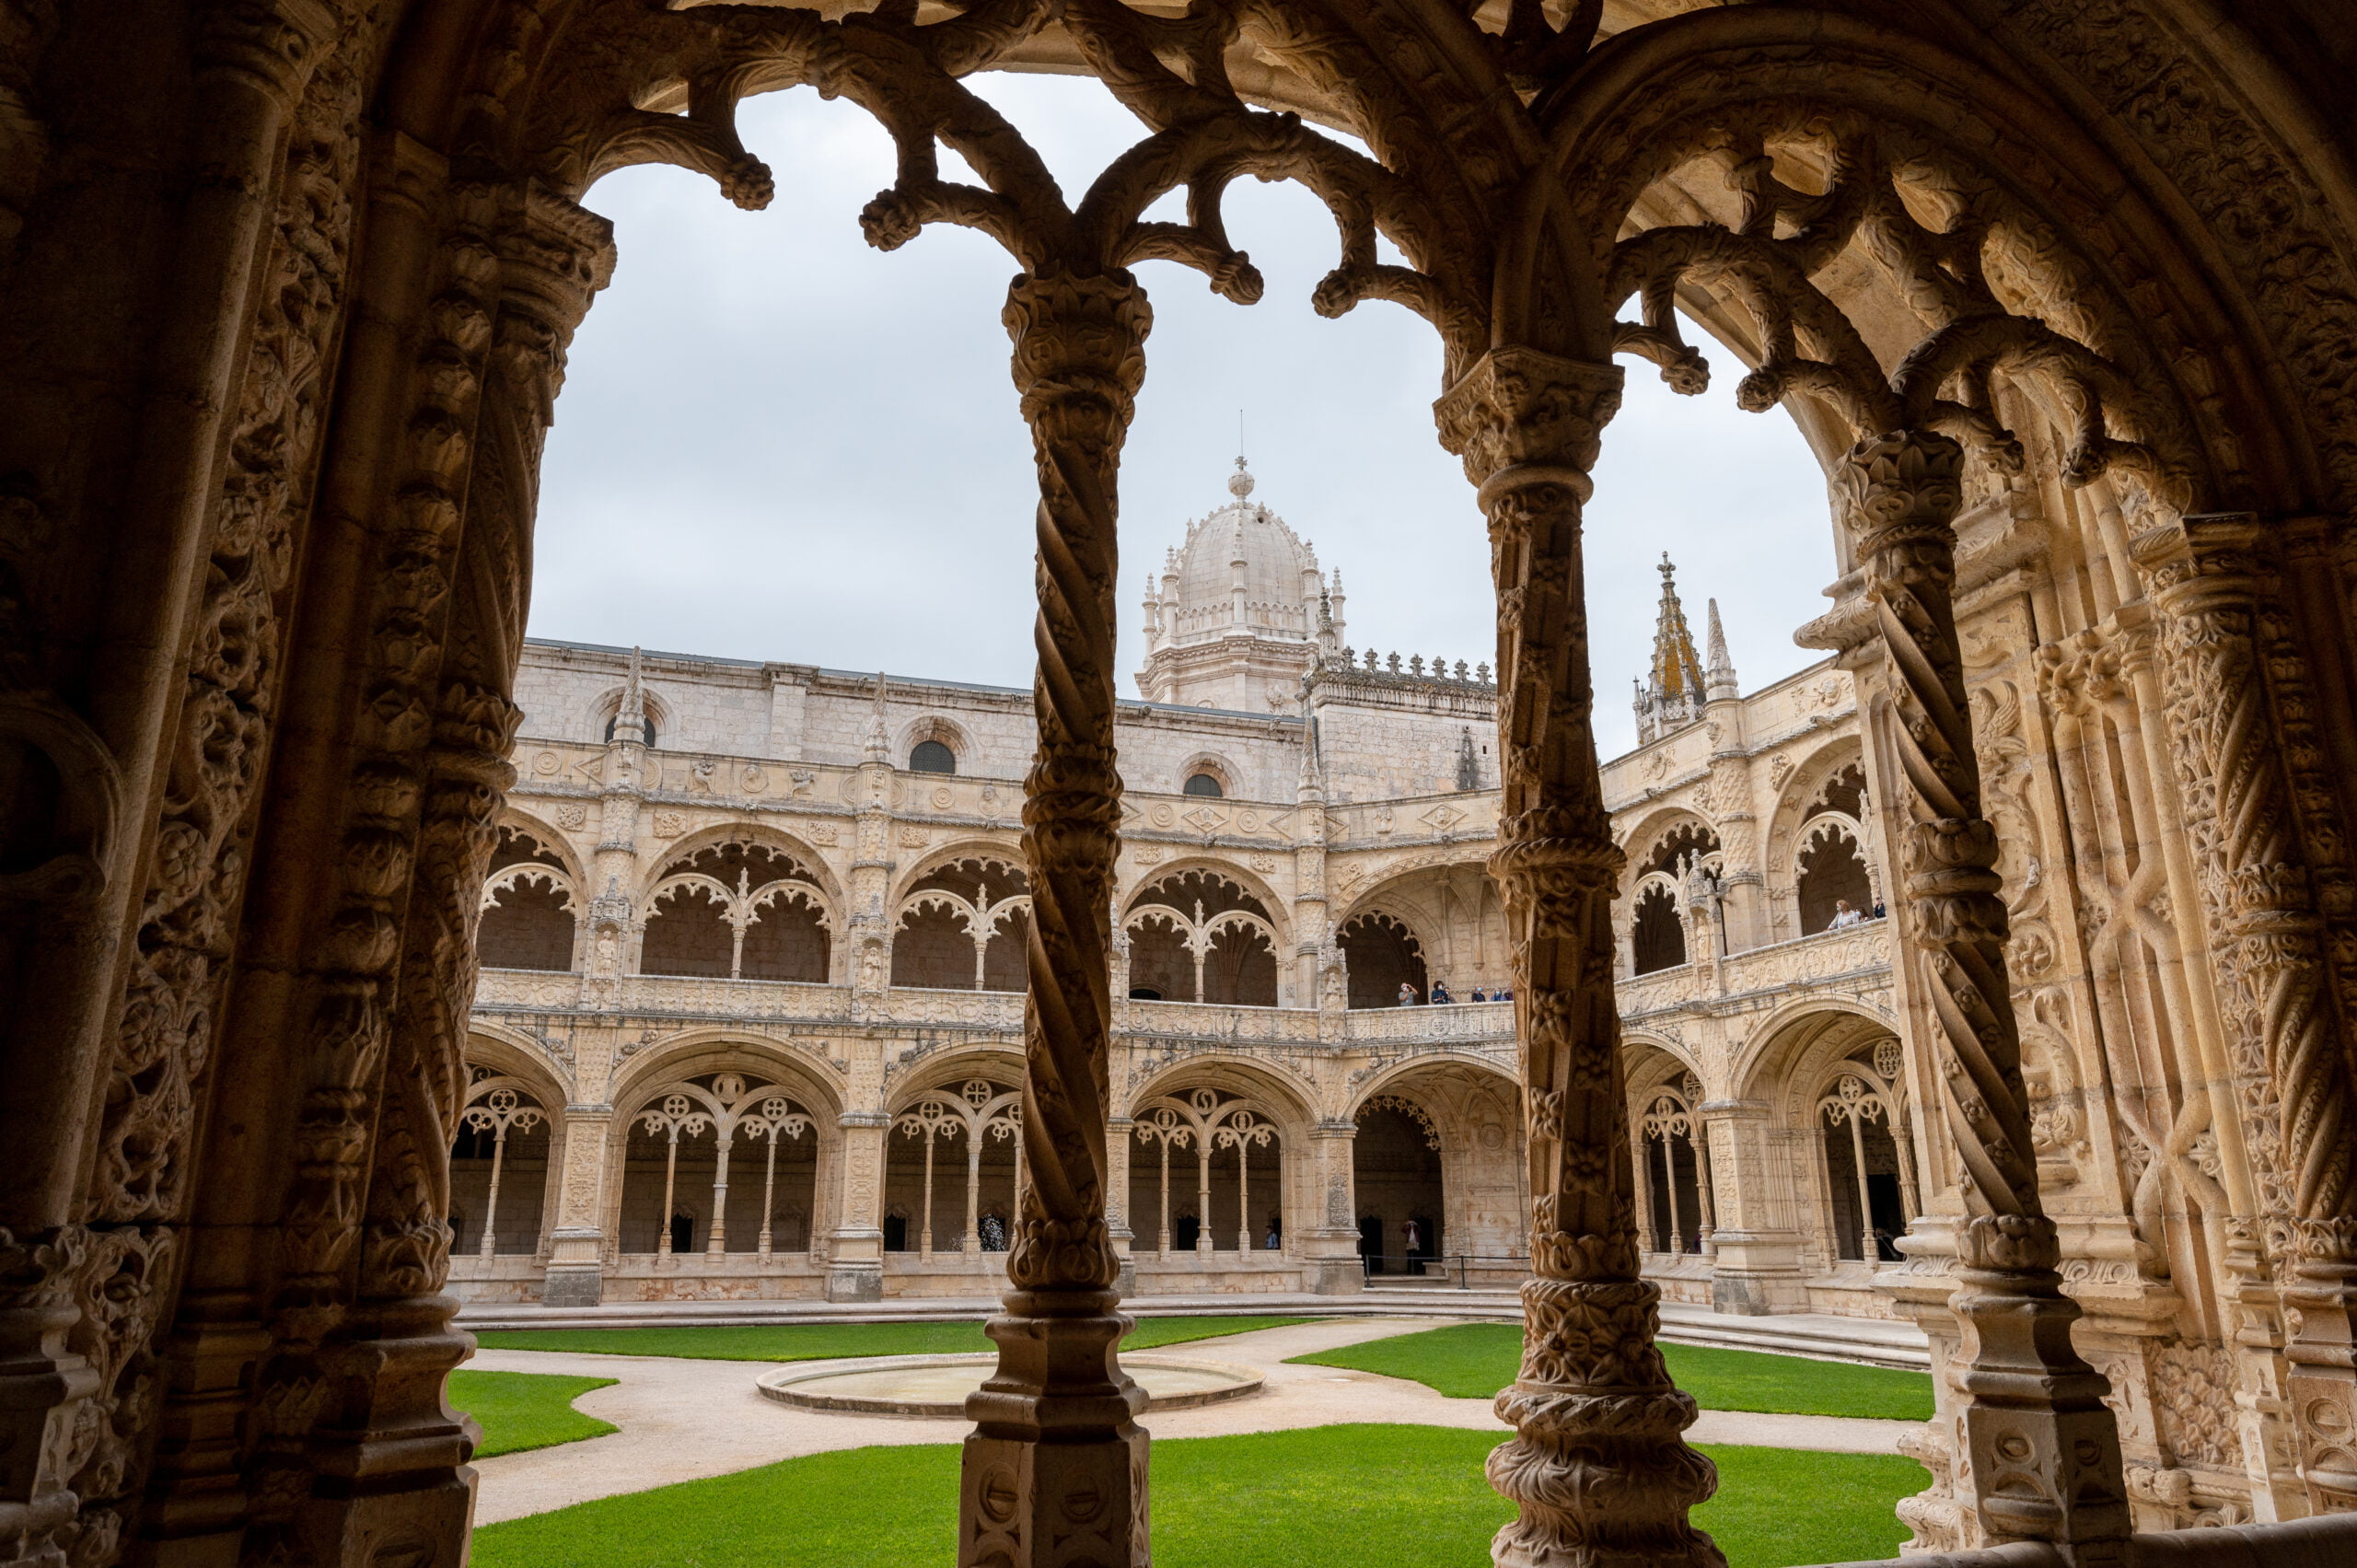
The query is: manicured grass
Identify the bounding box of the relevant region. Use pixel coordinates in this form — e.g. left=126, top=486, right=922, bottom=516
left=471, top=1426, right=1924, bottom=1568
left=471, top=1315, right=1315, bottom=1364
left=1286, top=1323, right=1935, bottom=1421
left=448, top=1370, right=618, bottom=1458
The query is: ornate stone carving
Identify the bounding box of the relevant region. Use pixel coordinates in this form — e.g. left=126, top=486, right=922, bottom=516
left=1841, top=431, right=2127, bottom=1552
left=1439, top=347, right=1722, bottom=1568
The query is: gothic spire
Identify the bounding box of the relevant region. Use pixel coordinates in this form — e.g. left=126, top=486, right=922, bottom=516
left=1633, top=555, right=1709, bottom=745
left=1704, top=597, right=1739, bottom=703
left=1649, top=554, right=1705, bottom=703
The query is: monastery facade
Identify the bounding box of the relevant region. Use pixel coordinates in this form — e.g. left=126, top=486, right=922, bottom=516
left=456, top=467, right=1904, bottom=1328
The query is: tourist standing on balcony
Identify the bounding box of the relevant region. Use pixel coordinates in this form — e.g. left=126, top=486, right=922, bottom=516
left=1431, top=979, right=1455, bottom=1004
left=1397, top=981, right=1420, bottom=1006
left=1829, top=899, right=1864, bottom=930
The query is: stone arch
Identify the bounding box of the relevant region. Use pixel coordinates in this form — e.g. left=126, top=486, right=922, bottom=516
left=607, top=1046, right=835, bottom=1259
left=451, top=1030, right=574, bottom=1262
left=460, top=1028, right=575, bottom=1111
left=1794, top=812, right=1875, bottom=935
left=888, top=1042, right=1028, bottom=1106
left=1762, top=739, right=1875, bottom=937
left=1626, top=1039, right=1708, bottom=1259
left=1122, top=855, right=1287, bottom=939
left=1621, top=808, right=1722, bottom=885
left=589, top=682, right=671, bottom=748
left=640, top=831, right=836, bottom=983
left=1173, top=752, right=1239, bottom=798
left=640, top=821, right=845, bottom=912
left=480, top=812, right=584, bottom=972
left=1333, top=907, right=1428, bottom=1009
left=1121, top=863, right=1281, bottom=1006
left=885, top=1071, right=1023, bottom=1258
left=1629, top=874, right=1686, bottom=977
left=1126, top=1074, right=1299, bottom=1260
left=891, top=849, right=1030, bottom=993
left=1124, top=1054, right=1318, bottom=1134
left=449, top=1066, right=558, bottom=1260
left=1733, top=998, right=1901, bottom=1112
left=897, top=714, right=973, bottom=773
left=1344, top=1052, right=1523, bottom=1127
left=608, top=1032, right=847, bottom=1123
left=1548, top=12, right=2304, bottom=522
left=1347, top=1055, right=1527, bottom=1274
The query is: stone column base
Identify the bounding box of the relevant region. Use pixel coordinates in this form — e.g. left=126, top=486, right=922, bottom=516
left=540, top=1263, right=604, bottom=1307
left=1305, top=1258, right=1365, bottom=1295
left=827, top=1263, right=883, bottom=1303
left=540, top=1225, right=608, bottom=1307
left=1116, top=1258, right=1137, bottom=1299
left=1712, top=1270, right=1804, bottom=1315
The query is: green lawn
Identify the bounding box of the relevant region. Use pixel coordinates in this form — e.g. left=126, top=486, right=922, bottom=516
left=448, top=1370, right=618, bottom=1458
left=471, top=1315, right=1314, bottom=1364
left=1286, top=1324, right=1935, bottom=1421
left=472, top=1426, right=1924, bottom=1568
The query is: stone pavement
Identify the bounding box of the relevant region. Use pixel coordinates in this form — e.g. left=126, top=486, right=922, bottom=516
left=467, top=1316, right=1923, bottom=1525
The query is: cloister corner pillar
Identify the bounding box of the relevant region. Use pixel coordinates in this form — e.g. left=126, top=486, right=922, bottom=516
left=1437, top=346, right=1723, bottom=1568
left=543, top=1107, right=614, bottom=1307
left=829, top=1113, right=888, bottom=1304
left=958, top=272, right=1151, bottom=1568
left=1842, top=431, right=2128, bottom=1557
left=1304, top=1121, right=1364, bottom=1295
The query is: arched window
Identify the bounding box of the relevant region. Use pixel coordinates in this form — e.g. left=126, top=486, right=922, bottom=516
left=1631, top=882, right=1686, bottom=975
left=910, top=739, right=956, bottom=774
left=1182, top=772, right=1224, bottom=797
left=604, top=713, right=656, bottom=747
left=1337, top=911, right=1427, bottom=1007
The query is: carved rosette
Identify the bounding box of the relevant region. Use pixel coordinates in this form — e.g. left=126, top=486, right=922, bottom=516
left=1437, top=346, right=1723, bottom=1568
left=1842, top=431, right=2128, bottom=1551
left=960, top=271, right=1151, bottom=1568
left=2139, top=515, right=2357, bottom=1511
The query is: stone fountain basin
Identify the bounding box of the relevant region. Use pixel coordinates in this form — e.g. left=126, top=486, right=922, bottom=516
left=755, top=1353, right=1264, bottom=1419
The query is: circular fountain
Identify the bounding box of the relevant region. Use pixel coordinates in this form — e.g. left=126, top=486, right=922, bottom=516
left=756, top=1353, right=1263, bottom=1418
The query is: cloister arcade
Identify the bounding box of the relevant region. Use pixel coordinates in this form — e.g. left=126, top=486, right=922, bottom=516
left=10, top=3, right=2357, bottom=1566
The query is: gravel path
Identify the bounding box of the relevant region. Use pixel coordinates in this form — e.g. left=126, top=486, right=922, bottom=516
left=467, top=1316, right=1921, bottom=1525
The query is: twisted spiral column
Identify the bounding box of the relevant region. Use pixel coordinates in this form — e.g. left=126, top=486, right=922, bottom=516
left=959, top=270, right=1151, bottom=1568
left=1438, top=347, right=1724, bottom=1568
left=1840, top=431, right=2127, bottom=1554
left=2142, top=515, right=2357, bottom=1513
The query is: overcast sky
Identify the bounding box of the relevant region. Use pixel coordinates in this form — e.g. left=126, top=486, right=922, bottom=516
left=531, top=73, right=1839, bottom=761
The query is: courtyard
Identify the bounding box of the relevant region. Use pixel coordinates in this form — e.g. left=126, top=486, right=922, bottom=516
left=448, top=1316, right=1932, bottom=1566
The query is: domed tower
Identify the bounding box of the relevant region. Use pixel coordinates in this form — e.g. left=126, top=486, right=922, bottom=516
left=1136, top=458, right=1341, bottom=711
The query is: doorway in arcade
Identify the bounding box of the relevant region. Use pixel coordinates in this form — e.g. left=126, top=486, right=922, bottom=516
left=1353, top=1098, right=1443, bottom=1275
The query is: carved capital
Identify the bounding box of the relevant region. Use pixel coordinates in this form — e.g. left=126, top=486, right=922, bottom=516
left=1003, top=270, right=1151, bottom=437
left=1433, top=348, right=1620, bottom=503
left=195, top=0, right=338, bottom=109
left=1838, top=430, right=1966, bottom=552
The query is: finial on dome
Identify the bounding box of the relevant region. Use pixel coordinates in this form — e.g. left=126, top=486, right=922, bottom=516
left=1228, top=454, right=1255, bottom=499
